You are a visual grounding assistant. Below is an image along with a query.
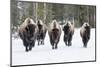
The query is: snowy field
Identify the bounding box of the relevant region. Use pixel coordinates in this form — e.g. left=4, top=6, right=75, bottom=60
left=12, top=28, right=95, bottom=66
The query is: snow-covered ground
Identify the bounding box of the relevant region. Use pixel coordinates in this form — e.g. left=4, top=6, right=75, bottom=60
left=12, top=28, right=95, bottom=66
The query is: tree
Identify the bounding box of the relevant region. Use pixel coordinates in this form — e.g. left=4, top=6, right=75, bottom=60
left=11, top=1, right=96, bottom=31
left=11, top=0, right=18, bottom=33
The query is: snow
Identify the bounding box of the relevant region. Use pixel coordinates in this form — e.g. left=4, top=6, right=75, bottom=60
left=12, top=28, right=95, bottom=66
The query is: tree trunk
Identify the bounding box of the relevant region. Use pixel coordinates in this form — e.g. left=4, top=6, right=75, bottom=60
left=44, top=3, right=46, bottom=23
left=35, top=3, right=38, bottom=23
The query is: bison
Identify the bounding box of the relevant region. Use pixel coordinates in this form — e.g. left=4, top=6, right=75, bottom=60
left=48, top=20, right=61, bottom=49
left=36, top=20, right=47, bottom=45
left=18, top=18, right=38, bottom=52
left=63, top=21, right=74, bottom=46
left=80, top=23, right=90, bottom=48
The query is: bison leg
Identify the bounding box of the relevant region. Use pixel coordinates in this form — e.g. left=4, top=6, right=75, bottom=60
left=49, top=34, right=55, bottom=49
left=64, top=35, right=68, bottom=46
left=32, top=40, right=35, bottom=47
left=37, top=37, right=40, bottom=45
left=68, top=34, right=72, bottom=46
left=29, top=41, right=35, bottom=51
left=29, top=44, right=32, bottom=51
left=49, top=37, right=54, bottom=49
left=42, top=34, right=45, bottom=45
left=82, top=37, right=88, bottom=48
left=25, top=47, right=29, bottom=52
left=55, top=43, right=58, bottom=49
left=40, top=33, right=45, bottom=45
left=42, top=40, right=44, bottom=45
left=55, top=37, right=60, bottom=49
left=23, top=40, right=29, bottom=52
left=83, top=39, right=87, bottom=48
left=41, top=40, right=43, bottom=45
left=37, top=35, right=40, bottom=45
left=42, top=32, right=46, bottom=45
left=51, top=41, right=54, bottom=49
left=37, top=38, right=40, bottom=45
left=52, top=43, right=55, bottom=49
left=41, top=40, right=44, bottom=45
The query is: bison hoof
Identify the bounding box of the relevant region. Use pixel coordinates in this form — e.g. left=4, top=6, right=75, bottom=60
left=32, top=45, right=35, bottom=47
left=52, top=47, right=54, bottom=49
left=25, top=49, right=29, bottom=52
left=68, top=43, right=72, bottom=46
left=66, top=44, right=68, bottom=46
left=29, top=47, right=32, bottom=51
left=83, top=45, right=87, bottom=48
left=42, top=42, right=44, bottom=45
left=55, top=46, right=58, bottom=49
left=41, top=41, right=42, bottom=44
left=38, top=44, right=40, bottom=46
left=65, top=42, right=68, bottom=46
left=68, top=45, right=71, bottom=46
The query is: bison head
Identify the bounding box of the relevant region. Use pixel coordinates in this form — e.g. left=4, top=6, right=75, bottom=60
left=25, top=24, right=36, bottom=40
left=82, top=23, right=90, bottom=34
left=63, top=23, right=70, bottom=35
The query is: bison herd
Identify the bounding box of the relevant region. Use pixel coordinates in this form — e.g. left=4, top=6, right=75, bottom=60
left=18, top=18, right=91, bottom=52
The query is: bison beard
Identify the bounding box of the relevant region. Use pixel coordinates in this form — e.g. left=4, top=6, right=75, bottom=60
left=19, top=24, right=36, bottom=52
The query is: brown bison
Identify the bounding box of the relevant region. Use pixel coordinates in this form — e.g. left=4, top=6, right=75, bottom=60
left=48, top=20, right=61, bottom=49
left=18, top=18, right=38, bottom=52
left=63, top=21, right=74, bottom=46
left=36, top=20, right=47, bottom=45
left=80, top=23, right=90, bottom=48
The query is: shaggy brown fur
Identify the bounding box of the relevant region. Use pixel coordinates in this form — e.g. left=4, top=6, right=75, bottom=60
left=48, top=20, right=61, bottom=49
left=63, top=21, right=74, bottom=46
left=37, top=20, right=47, bottom=45
left=18, top=18, right=38, bottom=52
left=80, top=23, right=90, bottom=47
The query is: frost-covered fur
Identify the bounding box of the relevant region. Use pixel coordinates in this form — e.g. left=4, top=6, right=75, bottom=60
left=18, top=18, right=38, bottom=52
left=36, top=20, right=47, bottom=45
left=48, top=20, right=61, bottom=49
left=80, top=23, right=90, bottom=47
left=63, top=21, right=74, bottom=46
